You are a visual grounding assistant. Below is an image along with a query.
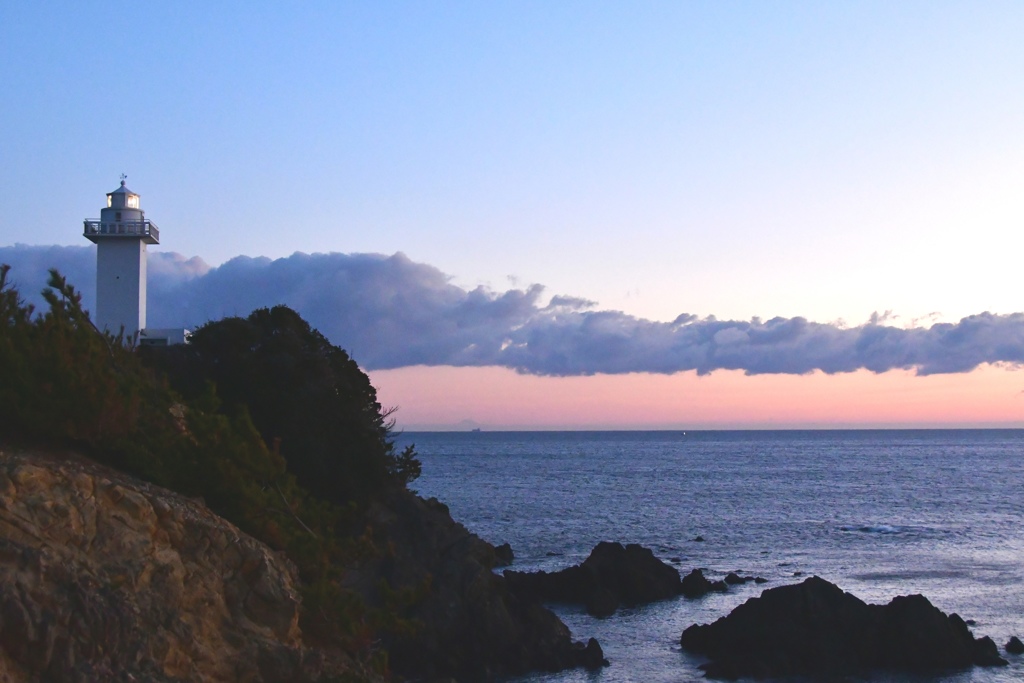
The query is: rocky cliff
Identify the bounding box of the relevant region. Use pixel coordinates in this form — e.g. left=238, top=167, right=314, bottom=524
left=355, top=492, right=606, bottom=680
left=0, top=446, right=599, bottom=682
left=0, top=446, right=367, bottom=682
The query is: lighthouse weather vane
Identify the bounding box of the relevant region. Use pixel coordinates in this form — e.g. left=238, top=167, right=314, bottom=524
left=120, top=173, right=128, bottom=183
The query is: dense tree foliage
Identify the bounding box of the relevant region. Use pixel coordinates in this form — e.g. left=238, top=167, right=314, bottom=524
left=142, top=305, right=419, bottom=504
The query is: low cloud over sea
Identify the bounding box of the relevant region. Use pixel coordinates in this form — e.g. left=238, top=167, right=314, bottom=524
left=4, top=244, right=1024, bottom=377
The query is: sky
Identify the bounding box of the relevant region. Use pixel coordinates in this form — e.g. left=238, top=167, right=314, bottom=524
left=2, top=2, right=1023, bottom=429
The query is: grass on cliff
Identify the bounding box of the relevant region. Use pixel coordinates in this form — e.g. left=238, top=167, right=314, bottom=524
left=0, top=264, right=423, bottom=674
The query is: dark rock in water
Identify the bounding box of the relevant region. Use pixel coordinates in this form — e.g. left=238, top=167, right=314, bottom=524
left=793, top=571, right=803, bottom=576
left=493, top=542, right=515, bottom=567
left=693, top=535, right=705, bottom=542
left=576, top=637, right=610, bottom=670
left=973, top=636, right=1007, bottom=666
left=505, top=541, right=682, bottom=616
left=965, top=619, right=977, bottom=626
left=723, top=571, right=768, bottom=586
left=1006, top=636, right=1024, bottom=654
left=680, top=576, right=1008, bottom=680
left=681, top=568, right=728, bottom=598
left=585, top=587, right=619, bottom=618
left=584, top=541, right=682, bottom=604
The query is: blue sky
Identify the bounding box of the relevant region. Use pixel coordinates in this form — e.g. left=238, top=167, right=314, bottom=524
left=2, top=2, right=1023, bottom=332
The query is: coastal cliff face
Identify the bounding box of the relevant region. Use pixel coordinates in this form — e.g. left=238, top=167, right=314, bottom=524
left=358, top=492, right=601, bottom=680
left=0, top=446, right=595, bottom=682
left=0, top=447, right=351, bottom=683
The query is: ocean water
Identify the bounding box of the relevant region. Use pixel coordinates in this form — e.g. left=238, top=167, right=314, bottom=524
left=394, top=430, right=1024, bottom=683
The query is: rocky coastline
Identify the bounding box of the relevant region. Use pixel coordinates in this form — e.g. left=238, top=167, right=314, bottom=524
left=1, top=445, right=1021, bottom=682
left=502, top=541, right=1018, bottom=681
left=0, top=446, right=601, bottom=682
left=353, top=490, right=607, bottom=679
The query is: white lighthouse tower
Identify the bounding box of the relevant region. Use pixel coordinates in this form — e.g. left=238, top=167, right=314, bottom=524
left=83, top=178, right=187, bottom=346
left=83, top=177, right=158, bottom=338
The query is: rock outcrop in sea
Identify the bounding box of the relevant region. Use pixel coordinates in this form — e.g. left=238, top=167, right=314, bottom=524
left=680, top=568, right=728, bottom=598
left=680, top=568, right=767, bottom=598
left=504, top=541, right=683, bottom=617
left=0, top=447, right=601, bottom=682
left=493, top=542, right=515, bottom=567
left=680, top=575, right=1008, bottom=680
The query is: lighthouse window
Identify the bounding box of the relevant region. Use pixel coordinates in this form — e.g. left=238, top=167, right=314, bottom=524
left=127, top=195, right=139, bottom=209
left=116, top=212, right=122, bottom=221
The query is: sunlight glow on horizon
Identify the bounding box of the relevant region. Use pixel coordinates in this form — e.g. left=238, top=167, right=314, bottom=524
left=371, top=364, right=1024, bottom=431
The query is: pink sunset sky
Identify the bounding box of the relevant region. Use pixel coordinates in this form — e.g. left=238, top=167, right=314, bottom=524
left=371, top=365, right=1024, bottom=431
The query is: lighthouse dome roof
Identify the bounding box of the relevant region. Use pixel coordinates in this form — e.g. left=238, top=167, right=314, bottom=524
left=108, top=179, right=138, bottom=196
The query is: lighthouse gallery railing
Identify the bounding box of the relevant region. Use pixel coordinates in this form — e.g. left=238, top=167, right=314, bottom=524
left=83, top=219, right=160, bottom=244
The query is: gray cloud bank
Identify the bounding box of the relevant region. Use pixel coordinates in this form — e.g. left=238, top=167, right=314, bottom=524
left=3, top=244, right=1023, bottom=377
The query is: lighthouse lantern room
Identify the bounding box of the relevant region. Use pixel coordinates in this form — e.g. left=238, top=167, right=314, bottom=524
left=83, top=176, right=160, bottom=338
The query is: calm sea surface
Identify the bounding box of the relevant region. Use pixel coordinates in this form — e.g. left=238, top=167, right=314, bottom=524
left=394, top=430, right=1024, bottom=683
